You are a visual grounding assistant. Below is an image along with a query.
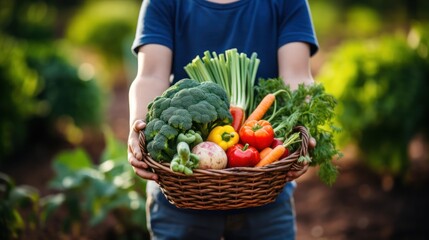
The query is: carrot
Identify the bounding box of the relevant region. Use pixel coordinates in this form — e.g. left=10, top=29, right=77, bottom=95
left=255, top=145, right=286, bottom=167
left=229, top=105, right=245, bottom=132
left=259, top=147, right=273, bottom=160
left=246, top=93, right=276, bottom=122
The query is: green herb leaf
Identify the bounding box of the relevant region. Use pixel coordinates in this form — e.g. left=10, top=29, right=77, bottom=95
left=253, top=78, right=342, bottom=185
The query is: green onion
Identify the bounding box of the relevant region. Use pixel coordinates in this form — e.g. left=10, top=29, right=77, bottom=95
left=184, top=48, right=260, bottom=114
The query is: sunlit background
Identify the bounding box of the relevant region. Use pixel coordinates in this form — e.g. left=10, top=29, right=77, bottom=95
left=1, top=0, right=428, bottom=239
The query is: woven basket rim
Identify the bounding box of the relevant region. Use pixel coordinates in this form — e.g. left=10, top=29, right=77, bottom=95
left=139, top=125, right=309, bottom=176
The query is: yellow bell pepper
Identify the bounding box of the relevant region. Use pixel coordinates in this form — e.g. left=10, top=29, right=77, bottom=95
left=207, top=125, right=239, bottom=151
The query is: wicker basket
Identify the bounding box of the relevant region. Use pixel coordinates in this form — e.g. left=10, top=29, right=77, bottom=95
left=139, top=126, right=309, bottom=210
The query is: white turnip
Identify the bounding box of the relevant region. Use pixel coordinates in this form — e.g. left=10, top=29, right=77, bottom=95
left=192, top=141, right=227, bottom=170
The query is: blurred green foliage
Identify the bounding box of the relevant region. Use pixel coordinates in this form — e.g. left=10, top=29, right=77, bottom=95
left=0, top=129, right=149, bottom=239
left=0, top=172, right=40, bottom=240
left=317, top=25, right=429, bottom=175
left=0, top=39, right=105, bottom=160
left=43, top=129, right=148, bottom=238
left=66, top=0, right=139, bottom=63
left=0, top=0, right=108, bottom=161
left=0, top=0, right=85, bottom=40
left=65, top=0, right=140, bottom=87
left=0, top=36, right=41, bottom=159
left=28, top=45, right=105, bottom=127
left=309, top=0, right=429, bottom=46
left=345, top=6, right=381, bottom=38
left=310, top=0, right=429, bottom=22
left=0, top=0, right=57, bottom=40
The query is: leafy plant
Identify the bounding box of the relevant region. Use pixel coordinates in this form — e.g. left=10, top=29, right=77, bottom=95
left=27, top=46, right=105, bottom=128
left=0, top=36, right=41, bottom=160
left=0, top=172, right=40, bottom=240
left=317, top=28, right=429, bottom=176
left=0, top=0, right=57, bottom=41
left=0, top=0, right=106, bottom=162
left=66, top=1, right=139, bottom=62
left=0, top=38, right=105, bottom=161
left=42, top=128, right=148, bottom=237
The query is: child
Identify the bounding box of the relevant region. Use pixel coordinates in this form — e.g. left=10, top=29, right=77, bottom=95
left=128, top=0, right=317, bottom=239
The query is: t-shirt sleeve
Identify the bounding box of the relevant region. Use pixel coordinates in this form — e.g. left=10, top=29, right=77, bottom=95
left=131, top=0, right=174, bottom=55
left=277, top=0, right=319, bottom=56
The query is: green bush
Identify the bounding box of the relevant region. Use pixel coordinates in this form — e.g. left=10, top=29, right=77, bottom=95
left=66, top=1, right=139, bottom=62
left=43, top=129, right=149, bottom=237
left=0, top=36, right=41, bottom=159
left=1, top=130, right=149, bottom=239
left=0, top=0, right=106, bottom=161
left=344, top=6, right=381, bottom=38
left=0, top=37, right=105, bottom=162
left=309, top=1, right=341, bottom=45
left=0, top=0, right=57, bottom=40
left=27, top=44, right=105, bottom=127
left=317, top=27, right=429, bottom=175
left=0, top=172, right=40, bottom=240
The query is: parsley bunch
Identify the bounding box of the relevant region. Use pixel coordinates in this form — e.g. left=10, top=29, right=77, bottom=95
left=252, top=78, right=342, bottom=185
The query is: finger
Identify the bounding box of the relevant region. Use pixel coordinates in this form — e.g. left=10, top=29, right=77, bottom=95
left=128, top=155, right=148, bottom=169
left=128, top=139, right=143, bottom=160
left=128, top=156, right=159, bottom=181
left=309, top=137, right=317, bottom=149
left=132, top=120, right=146, bottom=133
left=286, top=169, right=306, bottom=179
left=286, top=165, right=309, bottom=181
left=134, top=167, right=158, bottom=181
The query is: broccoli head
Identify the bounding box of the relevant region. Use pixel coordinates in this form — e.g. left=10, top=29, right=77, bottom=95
left=187, top=101, right=217, bottom=123
left=144, top=79, right=232, bottom=162
left=160, top=78, right=200, bottom=99
left=147, top=134, right=174, bottom=162
left=144, top=118, right=164, bottom=142
left=146, top=98, right=171, bottom=123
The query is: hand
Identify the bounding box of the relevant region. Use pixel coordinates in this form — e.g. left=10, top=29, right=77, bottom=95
left=285, top=137, right=316, bottom=182
left=128, top=120, right=158, bottom=181
left=285, top=163, right=309, bottom=182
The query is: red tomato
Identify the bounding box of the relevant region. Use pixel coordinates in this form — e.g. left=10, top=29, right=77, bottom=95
left=239, top=120, right=274, bottom=151
left=226, top=143, right=260, bottom=167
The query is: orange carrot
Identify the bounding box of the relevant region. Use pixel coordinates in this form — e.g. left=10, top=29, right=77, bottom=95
left=259, top=147, right=273, bottom=160
left=255, top=145, right=286, bottom=167
left=229, top=105, right=245, bottom=132
left=246, top=93, right=276, bottom=122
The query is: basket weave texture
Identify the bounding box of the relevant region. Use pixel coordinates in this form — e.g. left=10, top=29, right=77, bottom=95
left=139, top=126, right=309, bottom=210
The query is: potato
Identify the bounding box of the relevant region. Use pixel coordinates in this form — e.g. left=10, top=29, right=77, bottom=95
left=192, top=141, right=227, bottom=170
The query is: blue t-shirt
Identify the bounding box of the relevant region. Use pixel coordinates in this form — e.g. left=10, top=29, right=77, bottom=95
left=132, top=0, right=318, bottom=85
left=132, top=0, right=318, bottom=213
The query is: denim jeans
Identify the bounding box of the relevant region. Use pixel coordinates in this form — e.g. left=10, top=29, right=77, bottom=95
left=145, top=181, right=297, bottom=240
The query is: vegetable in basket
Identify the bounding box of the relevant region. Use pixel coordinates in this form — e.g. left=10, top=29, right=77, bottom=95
left=226, top=143, right=260, bottom=168
left=184, top=49, right=260, bottom=132
left=252, top=78, right=342, bottom=185
left=144, top=79, right=232, bottom=162
left=170, top=142, right=199, bottom=175
left=192, top=141, right=228, bottom=170
left=177, top=130, right=203, bottom=146
left=257, top=132, right=301, bottom=167
left=207, top=125, right=239, bottom=151
left=245, top=91, right=283, bottom=122
left=259, top=133, right=302, bottom=160
left=238, top=119, right=275, bottom=151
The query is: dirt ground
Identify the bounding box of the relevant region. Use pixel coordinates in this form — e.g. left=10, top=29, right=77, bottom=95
left=294, top=156, right=429, bottom=240
left=4, top=82, right=429, bottom=240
